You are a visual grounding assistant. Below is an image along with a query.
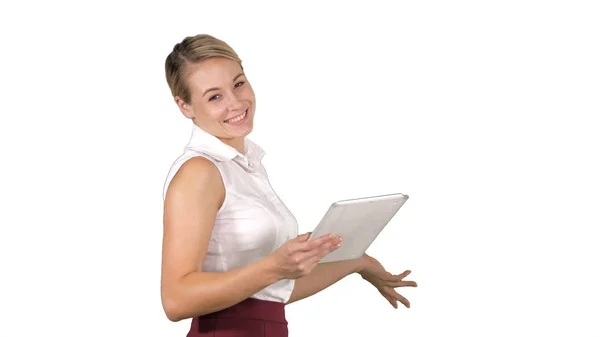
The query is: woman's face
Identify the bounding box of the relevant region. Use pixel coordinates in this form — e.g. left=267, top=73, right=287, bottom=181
left=176, top=57, right=255, bottom=144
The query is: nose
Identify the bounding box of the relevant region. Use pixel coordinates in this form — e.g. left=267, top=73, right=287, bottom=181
left=226, top=92, right=245, bottom=111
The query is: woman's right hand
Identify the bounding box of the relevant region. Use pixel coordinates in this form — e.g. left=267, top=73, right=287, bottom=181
left=270, top=232, right=343, bottom=279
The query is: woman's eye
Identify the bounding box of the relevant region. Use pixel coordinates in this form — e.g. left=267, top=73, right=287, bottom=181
left=208, top=94, right=220, bottom=101
left=234, top=81, right=245, bottom=88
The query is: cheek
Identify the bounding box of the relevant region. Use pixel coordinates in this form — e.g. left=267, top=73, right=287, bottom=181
left=197, top=105, right=227, bottom=123
left=242, top=86, right=256, bottom=102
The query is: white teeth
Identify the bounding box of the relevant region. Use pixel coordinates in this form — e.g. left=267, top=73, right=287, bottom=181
left=226, top=111, right=246, bottom=123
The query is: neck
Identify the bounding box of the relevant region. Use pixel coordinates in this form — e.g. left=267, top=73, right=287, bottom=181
left=219, top=136, right=245, bottom=154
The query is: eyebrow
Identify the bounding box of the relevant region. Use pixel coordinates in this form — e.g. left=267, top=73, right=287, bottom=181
left=202, top=73, right=245, bottom=98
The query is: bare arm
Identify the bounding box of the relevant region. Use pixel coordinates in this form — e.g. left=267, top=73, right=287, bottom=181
left=161, top=157, right=283, bottom=322
left=286, top=255, right=367, bottom=304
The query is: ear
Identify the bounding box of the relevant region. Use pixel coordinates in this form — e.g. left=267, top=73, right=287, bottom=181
left=174, top=96, right=195, bottom=119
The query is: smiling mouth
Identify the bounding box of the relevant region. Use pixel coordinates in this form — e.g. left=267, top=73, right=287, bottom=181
left=224, top=109, right=248, bottom=123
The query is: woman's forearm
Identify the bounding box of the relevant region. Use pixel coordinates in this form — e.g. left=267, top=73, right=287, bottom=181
left=163, top=255, right=281, bottom=321
left=286, top=257, right=366, bottom=304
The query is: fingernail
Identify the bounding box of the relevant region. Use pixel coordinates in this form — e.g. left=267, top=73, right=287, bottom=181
left=338, top=237, right=343, bottom=242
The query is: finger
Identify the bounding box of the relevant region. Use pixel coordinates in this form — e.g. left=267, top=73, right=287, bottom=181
left=297, top=238, right=339, bottom=261
left=298, top=234, right=338, bottom=252
left=291, top=235, right=325, bottom=252
left=385, top=279, right=418, bottom=288
left=385, top=294, right=398, bottom=309
left=384, top=270, right=412, bottom=282
left=294, top=232, right=312, bottom=242
left=380, top=289, right=397, bottom=309
left=295, top=245, right=327, bottom=262
left=390, top=289, right=410, bottom=308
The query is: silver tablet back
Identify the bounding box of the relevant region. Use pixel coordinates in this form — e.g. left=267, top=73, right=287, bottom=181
left=311, top=193, right=409, bottom=263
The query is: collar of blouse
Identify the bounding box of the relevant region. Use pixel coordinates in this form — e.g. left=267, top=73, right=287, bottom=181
left=185, top=123, right=265, bottom=171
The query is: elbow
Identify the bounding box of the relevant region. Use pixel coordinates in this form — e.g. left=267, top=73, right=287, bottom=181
left=161, top=277, right=213, bottom=321
left=162, top=295, right=186, bottom=322
left=165, top=309, right=182, bottom=323
left=161, top=277, right=206, bottom=321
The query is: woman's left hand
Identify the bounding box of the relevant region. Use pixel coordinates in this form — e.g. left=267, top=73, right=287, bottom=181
left=357, top=253, right=417, bottom=309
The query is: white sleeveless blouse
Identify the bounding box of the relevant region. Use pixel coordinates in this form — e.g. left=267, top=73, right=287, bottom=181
left=162, top=123, right=298, bottom=303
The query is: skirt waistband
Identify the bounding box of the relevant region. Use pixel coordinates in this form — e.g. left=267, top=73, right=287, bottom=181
left=201, top=298, right=287, bottom=324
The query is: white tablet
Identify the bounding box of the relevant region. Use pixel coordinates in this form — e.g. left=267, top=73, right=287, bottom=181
left=308, top=193, right=409, bottom=263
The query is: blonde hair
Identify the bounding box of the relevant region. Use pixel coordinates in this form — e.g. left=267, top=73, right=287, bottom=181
left=165, top=34, right=243, bottom=104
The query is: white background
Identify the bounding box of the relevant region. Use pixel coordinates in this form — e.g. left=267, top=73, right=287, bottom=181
left=1, top=1, right=599, bottom=336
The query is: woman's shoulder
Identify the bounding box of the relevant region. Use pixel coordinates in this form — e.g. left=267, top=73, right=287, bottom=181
left=172, top=156, right=221, bottom=190
left=163, top=153, right=223, bottom=201
left=176, top=156, right=219, bottom=179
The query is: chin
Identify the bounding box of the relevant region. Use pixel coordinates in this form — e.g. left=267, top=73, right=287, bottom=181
left=239, top=123, right=254, bottom=138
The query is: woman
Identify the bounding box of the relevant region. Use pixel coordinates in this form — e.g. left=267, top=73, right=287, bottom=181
left=161, top=34, right=417, bottom=337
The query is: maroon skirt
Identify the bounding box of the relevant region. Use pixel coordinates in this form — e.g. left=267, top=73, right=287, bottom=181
left=187, top=298, right=288, bottom=337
